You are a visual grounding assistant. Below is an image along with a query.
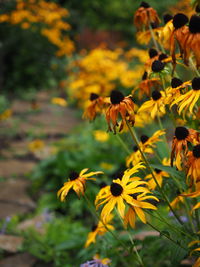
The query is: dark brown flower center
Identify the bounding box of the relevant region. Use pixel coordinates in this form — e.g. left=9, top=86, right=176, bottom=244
left=173, top=13, right=188, bottom=29
left=151, top=60, right=165, bottom=72
left=158, top=53, right=168, bottom=61
left=110, top=182, right=123, bottom=196
left=163, top=14, right=173, bottom=24
left=154, top=168, right=162, bottom=174
left=196, top=5, right=200, bottom=13
left=133, top=145, right=139, bottom=152
left=149, top=48, right=158, bottom=59
left=112, top=170, right=124, bottom=180
left=69, top=171, right=79, bottom=180
left=175, top=127, right=189, bottom=140
left=152, top=90, right=162, bottom=100
left=171, top=77, right=183, bottom=88
left=150, top=22, right=159, bottom=29
left=189, top=15, right=200, bottom=34
left=193, top=145, right=200, bottom=158
left=141, top=135, right=149, bottom=143
left=140, top=1, right=150, bottom=8
left=142, top=71, right=148, bottom=80
left=192, top=77, right=200, bottom=90
left=110, top=90, right=124, bottom=104
left=99, top=182, right=107, bottom=188
left=92, top=224, right=97, bottom=231
left=90, top=93, right=99, bottom=101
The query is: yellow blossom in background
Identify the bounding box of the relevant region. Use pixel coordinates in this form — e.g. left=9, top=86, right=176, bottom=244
left=0, top=0, right=74, bottom=56
left=0, top=109, right=12, bottom=121
left=28, top=139, right=45, bottom=152
left=100, top=162, right=114, bottom=171
left=51, top=97, right=67, bottom=107
left=93, top=254, right=111, bottom=265
left=93, top=130, right=109, bottom=142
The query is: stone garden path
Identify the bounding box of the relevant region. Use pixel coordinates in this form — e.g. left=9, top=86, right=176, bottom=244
left=0, top=91, right=79, bottom=266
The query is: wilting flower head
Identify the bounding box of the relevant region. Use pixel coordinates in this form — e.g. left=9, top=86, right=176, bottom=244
left=171, top=126, right=200, bottom=170
left=134, top=2, right=160, bottom=30
left=106, top=90, right=135, bottom=133
left=57, top=169, right=103, bottom=200
left=83, top=93, right=107, bottom=121
left=137, top=90, right=166, bottom=119
left=170, top=13, right=189, bottom=65
left=171, top=77, right=200, bottom=116
left=186, top=144, right=200, bottom=186
left=133, top=71, right=160, bottom=99
left=183, top=15, right=200, bottom=67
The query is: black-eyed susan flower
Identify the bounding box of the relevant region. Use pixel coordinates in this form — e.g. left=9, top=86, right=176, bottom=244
left=171, top=126, right=200, bottom=170
left=170, top=13, right=189, bottom=65
left=171, top=77, right=200, bottom=116
left=165, top=78, right=191, bottom=105
left=183, top=15, right=200, bottom=68
left=83, top=93, right=107, bottom=121
left=137, top=90, right=166, bottom=119
left=145, top=168, right=169, bottom=190
left=95, top=163, right=149, bottom=221
left=134, top=71, right=160, bottom=99
left=126, top=130, right=165, bottom=167
left=170, top=194, right=185, bottom=209
left=81, top=254, right=111, bottom=266
left=134, top=2, right=160, bottom=30
left=151, top=60, right=165, bottom=73
left=105, top=90, right=135, bottom=133
left=57, top=169, right=103, bottom=201
left=85, top=214, right=114, bottom=248
left=124, top=192, right=158, bottom=228
left=186, top=144, right=200, bottom=186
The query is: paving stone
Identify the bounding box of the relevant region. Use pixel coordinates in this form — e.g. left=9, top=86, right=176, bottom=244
left=0, top=235, right=24, bottom=253
left=0, top=160, right=35, bottom=178
left=0, top=253, right=36, bottom=267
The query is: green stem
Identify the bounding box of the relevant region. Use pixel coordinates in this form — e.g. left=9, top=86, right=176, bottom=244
left=146, top=221, right=188, bottom=251
left=189, top=58, right=200, bottom=77
left=116, top=134, right=131, bottom=155
left=149, top=24, right=159, bottom=51
left=116, top=208, right=145, bottom=267
left=126, top=121, right=184, bottom=227
left=83, top=194, right=132, bottom=257
left=157, top=115, right=170, bottom=156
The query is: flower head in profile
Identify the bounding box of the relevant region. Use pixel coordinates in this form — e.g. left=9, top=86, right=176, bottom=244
left=106, top=90, right=135, bottom=133
left=186, top=144, right=200, bottom=187
left=171, top=126, right=199, bottom=170
left=83, top=93, right=107, bottom=121
left=84, top=214, right=114, bottom=248
left=171, top=77, right=200, bottom=116
left=126, top=130, right=165, bottom=167
left=137, top=90, right=166, bottom=119
left=57, top=169, right=103, bottom=201
left=145, top=168, right=169, bottom=190
left=134, top=2, right=160, bottom=30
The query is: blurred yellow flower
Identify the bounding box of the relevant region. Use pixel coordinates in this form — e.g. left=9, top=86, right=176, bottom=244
left=51, top=97, right=67, bottom=107
left=100, top=162, right=114, bottom=170
left=28, top=139, right=45, bottom=152
left=93, top=130, right=109, bottom=142
left=0, top=109, right=12, bottom=121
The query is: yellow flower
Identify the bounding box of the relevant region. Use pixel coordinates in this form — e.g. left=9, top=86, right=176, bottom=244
left=171, top=77, right=200, bottom=116
left=100, top=162, right=114, bottom=171
left=170, top=195, right=185, bottom=209
left=137, top=90, right=165, bottom=119
left=186, top=145, right=200, bottom=187
left=93, top=130, right=109, bottom=142
left=51, top=97, right=67, bottom=107
left=28, top=139, right=45, bottom=152
left=93, top=254, right=111, bottom=265
left=145, top=168, right=169, bottom=190
left=84, top=214, right=114, bottom=248
left=95, top=163, right=157, bottom=222
left=0, top=109, right=12, bottom=121
left=57, top=169, right=103, bottom=201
